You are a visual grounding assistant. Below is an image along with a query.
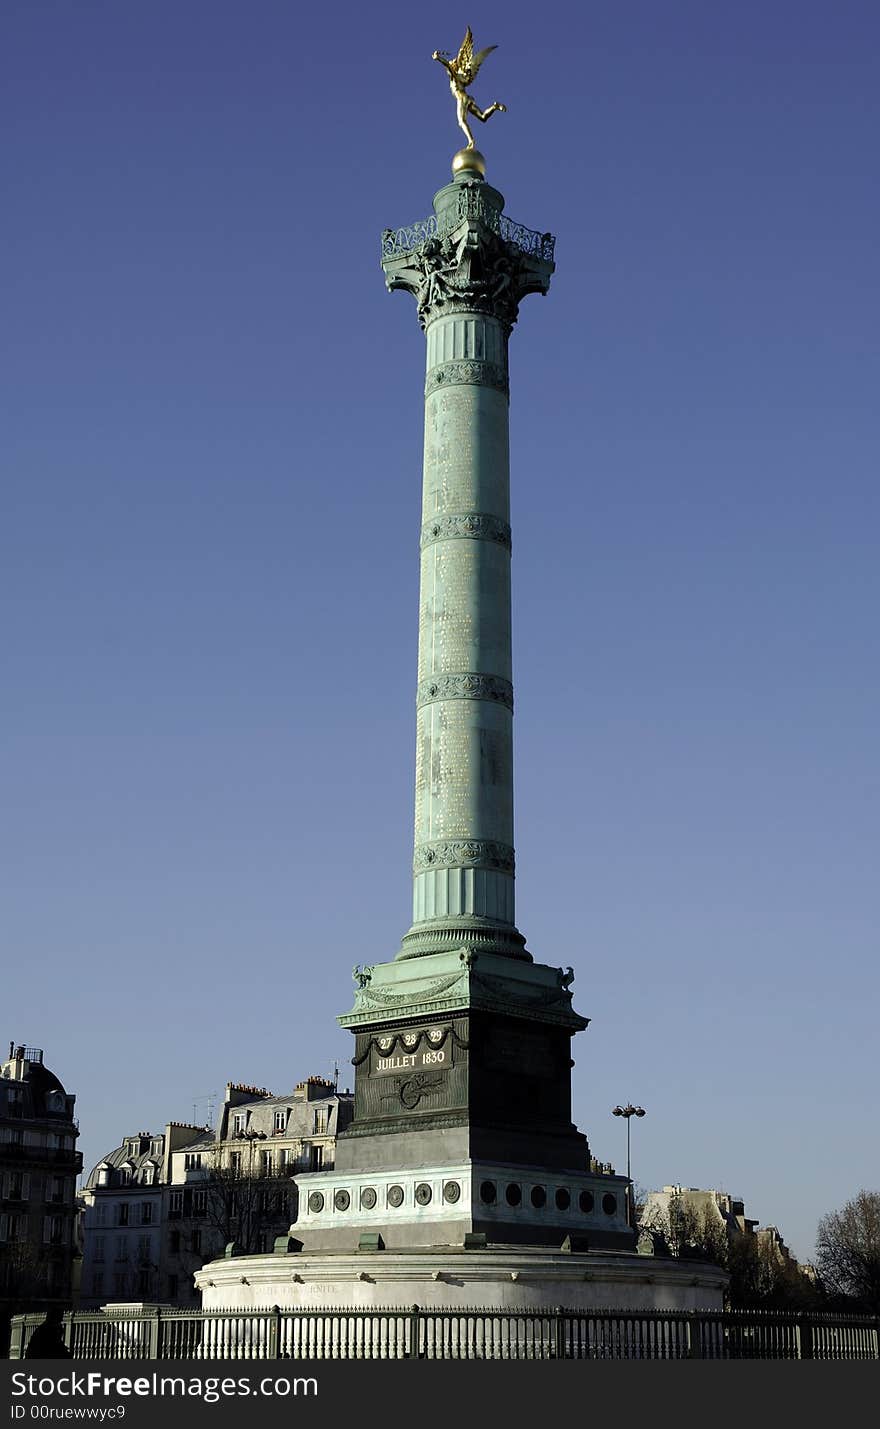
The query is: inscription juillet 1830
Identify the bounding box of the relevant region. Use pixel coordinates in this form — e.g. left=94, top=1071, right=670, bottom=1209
left=372, top=1026, right=452, bottom=1074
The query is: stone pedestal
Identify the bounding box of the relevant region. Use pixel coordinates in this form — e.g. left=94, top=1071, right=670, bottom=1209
left=196, top=1247, right=727, bottom=1315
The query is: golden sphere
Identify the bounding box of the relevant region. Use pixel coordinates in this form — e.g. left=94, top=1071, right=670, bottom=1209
left=452, top=147, right=486, bottom=178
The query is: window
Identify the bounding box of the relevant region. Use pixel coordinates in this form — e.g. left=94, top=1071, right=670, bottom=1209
left=8, top=1172, right=27, bottom=1200
left=232, top=1113, right=247, bottom=1134
left=117, top=1167, right=131, bottom=1186
left=113, top=1272, right=127, bottom=1297
left=309, top=1145, right=324, bottom=1171
left=151, top=1141, right=163, bottom=1157
left=167, top=1274, right=179, bottom=1300
left=273, top=1110, right=287, bottom=1133
left=190, top=1230, right=201, bottom=1255
left=51, top=1176, right=65, bottom=1204
left=136, top=1235, right=151, bottom=1263
left=184, top=1153, right=202, bottom=1171
left=137, top=1268, right=150, bottom=1296
left=93, top=1236, right=105, bottom=1264
left=141, top=1202, right=153, bottom=1224
left=92, top=1271, right=104, bottom=1297
left=169, top=1191, right=184, bottom=1217
left=169, top=1230, right=181, bottom=1254
left=260, top=1151, right=274, bottom=1176
left=116, top=1203, right=129, bottom=1226
left=142, top=1165, right=154, bottom=1186
left=229, top=1152, right=242, bottom=1173
left=313, top=1108, right=329, bottom=1135
left=192, top=1189, right=207, bottom=1216
left=115, top=1236, right=128, bottom=1262
left=96, top=1202, right=107, bottom=1226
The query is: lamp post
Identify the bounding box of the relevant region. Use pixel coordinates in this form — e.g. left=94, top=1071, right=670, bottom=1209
left=612, top=1103, right=646, bottom=1227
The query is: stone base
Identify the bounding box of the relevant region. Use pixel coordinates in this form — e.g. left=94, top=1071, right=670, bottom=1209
left=196, top=1246, right=727, bottom=1314
left=291, top=1159, right=632, bottom=1252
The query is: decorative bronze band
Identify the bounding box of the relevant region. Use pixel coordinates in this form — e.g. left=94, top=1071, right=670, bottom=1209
left=413, top=840, right=516, bottom=875
left=425, top=359, right=509, bottom=397
left=420, top=512, right=512, bottom=552
left=416, top=672, right=514, bottom=713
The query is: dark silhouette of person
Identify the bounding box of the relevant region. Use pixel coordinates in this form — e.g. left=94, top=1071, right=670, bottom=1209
left=24, top=1305, right=72, bottom=1359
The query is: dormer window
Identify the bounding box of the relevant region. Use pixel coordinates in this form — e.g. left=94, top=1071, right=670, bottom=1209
left=273, top=1110, right=287, bottom=1133
left=232, top=1113, right=247, bottom=1135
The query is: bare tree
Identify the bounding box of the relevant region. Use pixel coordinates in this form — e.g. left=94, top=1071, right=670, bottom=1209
left=0, top=1240, right=53, bottom=1307
left=641, top=1192, right=819, bottom=1308
left=189, top=1142, right=294, bottom=1256
left=201, top=1163, right=292, bottom=1254
left=815, top=1190, right=880, bottom=1312
left=641, top=1191, right=728, bottom=1263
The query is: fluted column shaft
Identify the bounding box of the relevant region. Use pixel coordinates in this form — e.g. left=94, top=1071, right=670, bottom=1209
left=412, top=308, right=515, bottom=939
left=382, top=171, right=554, bottom=960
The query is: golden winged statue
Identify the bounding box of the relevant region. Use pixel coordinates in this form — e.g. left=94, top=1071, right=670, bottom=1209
left=432, top=27, right=506, bottom=150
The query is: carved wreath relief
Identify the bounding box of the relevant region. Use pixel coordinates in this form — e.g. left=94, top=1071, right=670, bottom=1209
left=416, top=671, right=514, bottom=712
left=413, top=839, right=515, bottom=873
left=420, top=511, right=512, bottom=551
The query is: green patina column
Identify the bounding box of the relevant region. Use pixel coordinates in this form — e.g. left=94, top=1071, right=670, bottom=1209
left=324, top=156, right=626, bottom=1241
left=382, top=160, right=555, bottom=962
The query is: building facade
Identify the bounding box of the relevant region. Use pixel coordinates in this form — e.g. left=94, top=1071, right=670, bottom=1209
left=80, top=1131, right=166, bottom=1306
left=79, top=1077, right=352, bottom=1307
left=640, top=1185, right=806, bottom=1275
left=0, top=1044, right=82, bottom=1338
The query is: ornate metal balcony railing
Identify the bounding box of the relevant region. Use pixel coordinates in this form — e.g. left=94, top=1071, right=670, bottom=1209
left=382, top=187, right=555, bottom=265
left=381, top=214, right=439, bottom=259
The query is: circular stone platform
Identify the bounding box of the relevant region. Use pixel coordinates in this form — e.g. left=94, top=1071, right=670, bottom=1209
left=196, top=1246, right=726, bottom=1314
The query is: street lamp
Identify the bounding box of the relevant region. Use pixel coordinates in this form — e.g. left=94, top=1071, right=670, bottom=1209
left=612, top=1103, right=646, bottom=1227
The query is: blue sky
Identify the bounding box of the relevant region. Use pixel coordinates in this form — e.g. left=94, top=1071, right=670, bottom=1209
left=3, top=2, right=878, bottom=1261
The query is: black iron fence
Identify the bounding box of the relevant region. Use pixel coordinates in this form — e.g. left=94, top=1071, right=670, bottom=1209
left=9, top=1305, right=879, bottom=1361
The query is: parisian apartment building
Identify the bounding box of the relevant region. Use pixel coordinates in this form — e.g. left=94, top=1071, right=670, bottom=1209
left=639, top=1185, right=805, bottom=1271
left=0, top=1044, right=83, bottom=1339
left=79, top=1076, right=353, bottom=1307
